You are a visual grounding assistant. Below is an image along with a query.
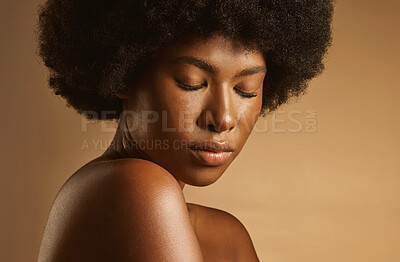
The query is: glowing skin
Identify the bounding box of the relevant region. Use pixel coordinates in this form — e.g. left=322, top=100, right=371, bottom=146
left=102, top=32, right=267, bottom=189
left=38, top=32, right=265, bottom=262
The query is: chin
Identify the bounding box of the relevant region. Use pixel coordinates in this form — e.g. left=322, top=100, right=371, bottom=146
left=179, top=165, right=229, bottom=187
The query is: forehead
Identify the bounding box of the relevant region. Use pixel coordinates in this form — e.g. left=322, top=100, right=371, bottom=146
left=155, top=33, right=266, bottom=69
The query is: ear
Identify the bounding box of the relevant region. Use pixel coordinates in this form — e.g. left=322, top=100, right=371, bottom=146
left=116, top=91, right=129, bottom=100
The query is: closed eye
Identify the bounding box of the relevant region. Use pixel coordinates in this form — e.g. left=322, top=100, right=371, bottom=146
left=234, top=87, right=258, bottom=98
left=175, top=80, right=206, bottom=91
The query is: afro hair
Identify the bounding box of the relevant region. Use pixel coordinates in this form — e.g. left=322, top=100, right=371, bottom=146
left=37, top=0, right=334, bottom=120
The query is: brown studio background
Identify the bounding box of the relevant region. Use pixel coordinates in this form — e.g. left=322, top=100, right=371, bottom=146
left=1, top=0, right=399, bottom=261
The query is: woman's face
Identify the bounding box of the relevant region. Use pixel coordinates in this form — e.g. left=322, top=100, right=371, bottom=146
left=120, top=33, right=266, bottom=187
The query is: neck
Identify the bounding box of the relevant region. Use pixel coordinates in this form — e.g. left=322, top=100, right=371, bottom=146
left=101, top=119, right=186, bottom=191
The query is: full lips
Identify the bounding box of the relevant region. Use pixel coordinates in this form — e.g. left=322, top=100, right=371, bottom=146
left=189, top=148, right=232, bottom=166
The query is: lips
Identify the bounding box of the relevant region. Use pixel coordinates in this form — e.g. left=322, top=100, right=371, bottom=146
left=188, top=140, right=234, bottom=153
left=188, top=140, right=233, bottom=166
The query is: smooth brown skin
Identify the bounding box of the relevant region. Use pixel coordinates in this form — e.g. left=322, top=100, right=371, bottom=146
left=38, top=32, right=266, bottom=261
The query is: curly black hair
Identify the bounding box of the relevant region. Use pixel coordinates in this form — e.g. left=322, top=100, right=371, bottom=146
left=37, top=0, right=334, bottom=120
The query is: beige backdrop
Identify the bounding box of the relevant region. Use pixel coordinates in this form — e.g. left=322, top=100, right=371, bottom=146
left=1, top=0, right=399, bottom=261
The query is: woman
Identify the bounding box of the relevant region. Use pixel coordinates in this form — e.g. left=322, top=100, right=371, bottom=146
left=37, top=0, right=334, bottom=261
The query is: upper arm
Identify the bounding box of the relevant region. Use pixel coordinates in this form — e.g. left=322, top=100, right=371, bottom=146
left=38, top=159, right=204, bottom=262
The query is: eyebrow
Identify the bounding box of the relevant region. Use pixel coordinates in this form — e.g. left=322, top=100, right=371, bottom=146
left=170, top=56, right=267, bottom=78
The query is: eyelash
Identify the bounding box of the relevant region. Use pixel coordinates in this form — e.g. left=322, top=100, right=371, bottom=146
left=176, top=81, right=205, bottom=91
left=234, top=88, right=258, bottom=98
left=175, top=81, right=258, bottom=98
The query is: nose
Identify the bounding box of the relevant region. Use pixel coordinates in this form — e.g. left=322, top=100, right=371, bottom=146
left=197, top=83, right=237, bottom=133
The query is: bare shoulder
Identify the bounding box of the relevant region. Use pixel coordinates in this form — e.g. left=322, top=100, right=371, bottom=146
left=187, top=203, right=259, bottom=262
left=38, top=158, right=203, bottom=262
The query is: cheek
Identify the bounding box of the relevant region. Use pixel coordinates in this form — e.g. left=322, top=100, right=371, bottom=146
left=153, top=78, right=203, bottom=133
left=236, top=97, right=262, bottom=134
